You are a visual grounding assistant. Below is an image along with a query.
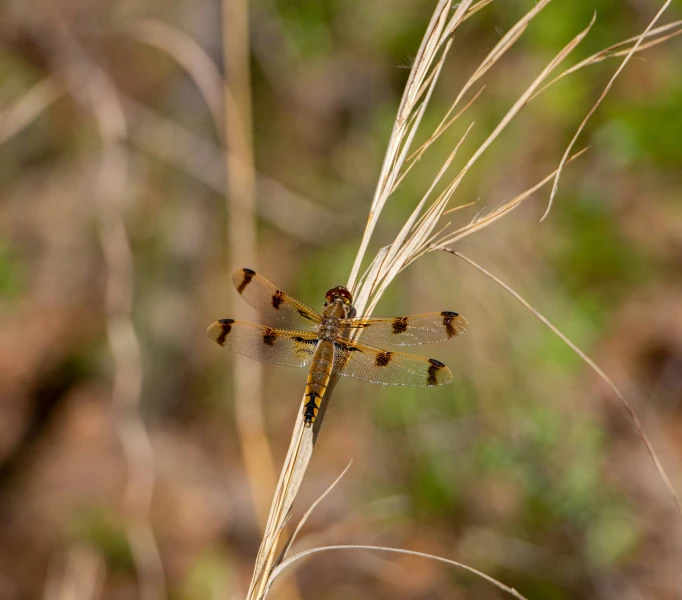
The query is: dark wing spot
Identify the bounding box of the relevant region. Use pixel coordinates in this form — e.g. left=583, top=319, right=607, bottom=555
left=427, top=358, right=445, bottom=385
left=392, top=317, right=408, bottom=335
left=237, top=269, right=255, bottom=293
left=263, top=327, right=278, bottom=347
left=272, top=290, right=284, bottom=310
left=441, top=312, right=459, bottom=338
left=215, top=320, right=233, bottom=345
left=375, top=350, right=393, bottom=367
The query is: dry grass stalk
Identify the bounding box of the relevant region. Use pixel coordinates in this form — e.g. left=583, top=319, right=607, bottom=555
left=44, top=21, right=166, bottom=600
left=130, top=9, right=290, bottom=583
left=221, top=0, right=282, bottom=540
left=267, top=546, right=530, bottom=600
left=353, top=2, right=591, bottom=319
left=248, top=1, right=565, bottom=596
left=221, top=2, right=303, bottom=599
left=447, top=250, right=682, bottom=514
left=253, top=0, right=680, bottom=597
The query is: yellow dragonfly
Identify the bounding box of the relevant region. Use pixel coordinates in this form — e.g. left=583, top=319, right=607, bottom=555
left=208, top=268, right=468, bottom=426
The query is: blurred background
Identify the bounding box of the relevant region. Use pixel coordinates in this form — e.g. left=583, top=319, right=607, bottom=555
left=1, top=0, right=682, bottom=598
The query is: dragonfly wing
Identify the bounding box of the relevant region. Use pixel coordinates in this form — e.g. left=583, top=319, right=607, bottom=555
left=332, top=338, right=452, bottom=386
left=208, top=319, right=318, bottom=368
left=341, top=312, right=468, bottom=346
left=232, top=268, right=322, bottom=328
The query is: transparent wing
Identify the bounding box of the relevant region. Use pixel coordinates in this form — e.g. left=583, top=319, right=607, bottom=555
left=232, top=268, right=322, bottom=328
left=208, top=319, right=318, bottom=367
left=333, top=339, right=452, bottom=386
left=341, top=312, right=468, bottom=346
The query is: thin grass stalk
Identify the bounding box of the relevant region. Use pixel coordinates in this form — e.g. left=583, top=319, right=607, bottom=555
left=267, top=546, right=529, bottom=600
left=221, top=2, right=302, bottom=600
left=541, top=0, right=674, bottom=222
left=221, top=0, right=291, bottom=548
left=353, top=7, right=594, bottom=320
left=531, top=20, right=682, bottom=101
left=446, top=250, right=682, bottom=515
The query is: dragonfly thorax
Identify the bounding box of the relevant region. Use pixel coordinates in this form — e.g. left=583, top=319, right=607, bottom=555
left=318, top=315, right=341, bottom=341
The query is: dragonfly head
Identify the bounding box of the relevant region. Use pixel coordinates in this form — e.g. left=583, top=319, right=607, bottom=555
left=325, top=286, right=353, bottom=307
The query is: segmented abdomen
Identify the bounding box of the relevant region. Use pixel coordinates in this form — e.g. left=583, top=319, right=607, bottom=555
left=303, top=340, right=334, bottom=426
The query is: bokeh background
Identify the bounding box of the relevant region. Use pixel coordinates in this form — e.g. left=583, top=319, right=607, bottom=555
left=1, top=0, right=682, bottom=598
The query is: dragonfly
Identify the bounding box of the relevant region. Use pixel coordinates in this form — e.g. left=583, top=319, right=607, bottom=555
left=208, top=268, right=468, bottom=427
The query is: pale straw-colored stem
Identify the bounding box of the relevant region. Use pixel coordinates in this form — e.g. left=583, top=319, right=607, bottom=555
left=447, top=250, right=682, bottom=516
left=267, top=545, right=529, bottom=600
left=221, top=3, right=302, bottom=600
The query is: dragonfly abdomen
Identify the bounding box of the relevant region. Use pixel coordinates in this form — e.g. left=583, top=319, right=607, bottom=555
left=303, top=340, right=335, bottom=426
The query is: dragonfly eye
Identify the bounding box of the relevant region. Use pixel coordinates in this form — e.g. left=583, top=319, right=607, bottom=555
left=325, top=286, right=353, bottom=305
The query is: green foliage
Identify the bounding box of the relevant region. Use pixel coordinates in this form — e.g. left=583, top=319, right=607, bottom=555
left=0, top=241, right=24, bottom=299
left=586, top=506, right=638, bottom=566
left=605, top=85, right=682, bottom=168
left=550, top=194, right=649, bottom=316
left=178, top=549, right=233, bottom=600
left=68, top=507, right=135, bottom=573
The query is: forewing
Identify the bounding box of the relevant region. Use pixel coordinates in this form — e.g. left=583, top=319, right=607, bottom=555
left=232, top=268, right=321, bottom=328
left=333, top=339, right=452, bottom=387
left=342, top=312, right=468, bottom=346
left=208, top=319, right=318, bottom=368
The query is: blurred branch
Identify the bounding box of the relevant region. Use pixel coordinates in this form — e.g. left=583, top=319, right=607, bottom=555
left=45, top=22, right=166, bottom=600
left=447, top=250, right=682, bottom=517
left=123, top=98, right=342, bottom=240
left=0, top=76, right=63, bottom=145
left=43, top=546, right=104, bottom=600
left=128, top=20, right=224, bottom=132
left=0, top=72, right=342, bottom=242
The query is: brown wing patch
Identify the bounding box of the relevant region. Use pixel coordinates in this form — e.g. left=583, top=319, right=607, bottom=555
left=441, top=311, right=460, bottom=338
left=427, top=358, right=446, bottom=385
left=333, top=339, right=452, bottom=387
left=214, top=319, right=234, bottom=345
left=375, top=350, right=393, bottom=367
left=272, top=290, right=285, bottom=310
left=343, top=312, right=467, bottom=346
left=207, top=320, right=317, bottom=369
left=236, top=268, right=255, bottom=293
left=392, top=317, right=408, bottom=334
left=231, top=268, right=321, bottom=328
left=263, top=327, right=277, bottom=347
